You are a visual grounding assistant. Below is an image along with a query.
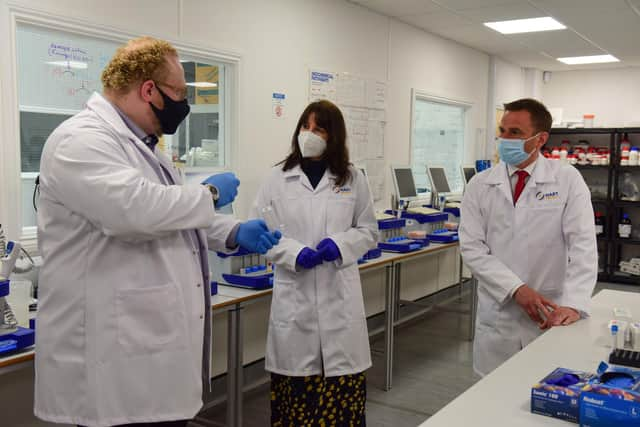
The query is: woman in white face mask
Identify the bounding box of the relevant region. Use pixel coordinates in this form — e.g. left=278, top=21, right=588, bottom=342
left=251, top=100, right=378, bottom=426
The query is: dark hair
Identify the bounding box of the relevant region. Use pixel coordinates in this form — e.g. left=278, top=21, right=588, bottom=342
left=279, top=100, right=351, bottom=186
left=503, top=98, right=552, bottom=133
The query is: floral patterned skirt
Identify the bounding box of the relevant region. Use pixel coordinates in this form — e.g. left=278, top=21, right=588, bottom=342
left=270, top=372, right=367, bottom=426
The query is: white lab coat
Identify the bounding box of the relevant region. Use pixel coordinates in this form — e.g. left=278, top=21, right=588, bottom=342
left=251, top=165, right=378, bottom=377
left=34, top=92, right=239, bottom=426
left=459, top=156, right=597, bottom=376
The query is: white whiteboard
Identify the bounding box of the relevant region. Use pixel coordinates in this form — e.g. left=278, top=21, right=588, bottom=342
left=16, top=23, right=119, bottom=110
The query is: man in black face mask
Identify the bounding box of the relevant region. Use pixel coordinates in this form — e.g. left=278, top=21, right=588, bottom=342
left=34, top=37, right=280, bottom=427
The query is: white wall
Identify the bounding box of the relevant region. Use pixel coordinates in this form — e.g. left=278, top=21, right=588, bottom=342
left=495, top=57, right=526, bottom=106
left=541, top=67, right=640, bottom=128
left=484, top=56, right=526, bottom=159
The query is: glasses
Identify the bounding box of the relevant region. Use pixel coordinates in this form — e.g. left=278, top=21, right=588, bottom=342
left=154, top=80, right=188, bottom=100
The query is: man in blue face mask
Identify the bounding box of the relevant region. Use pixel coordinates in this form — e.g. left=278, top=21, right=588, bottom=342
left=459, top=98, right=598, bottom=377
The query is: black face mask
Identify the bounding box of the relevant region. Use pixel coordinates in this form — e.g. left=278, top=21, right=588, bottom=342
left=149, top=83, right=190, bottom=135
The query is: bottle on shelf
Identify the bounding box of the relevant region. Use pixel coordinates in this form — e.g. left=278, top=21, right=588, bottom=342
left=551, top=146, right=560, bottom=160
left=621, top=172, right=640, bottom=201
left=559, top=145, right=568, bottom=163
left=621, top=146, right=630, bottom=166
left=619, top=213, right=632, bottom=239
left=595, top=212, right=605, bottom=236
left=621, top=133, right=631, bottom=152
left=630, top=147, right=639, bottom=166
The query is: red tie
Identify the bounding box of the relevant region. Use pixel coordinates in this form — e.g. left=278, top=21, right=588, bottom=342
left=513, top=170, right=529, bottom=205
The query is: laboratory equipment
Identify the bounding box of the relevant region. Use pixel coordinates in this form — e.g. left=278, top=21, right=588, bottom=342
left=182, top=139, right=220, bottom=167
left=619, top=257, right=640, bottom=276
left=609, top=348, right=640, bottom=368
left=475, top=160, right=491, bottom=172
left=595, top=212, right=605, bottom=236
left=583, top=114, right=594, bottom=128
left=390, top=165, right=419, bottom=207
left=208, top=248, right=274, bottom=290
left=620, top=173, right=640, bottom=201
left=375, top=215, right=426, bottom=253
left=260, top=205, right=286, bottom=236
left=377, top=236, right=425, bottom=253
left=0, top=233, right=36, bottom=355
left=357, top=247, right=382, bottom=264
left=610, top=322, right=620, bottom=351
left=460, top=165, right=476, bottom=186
left=426, top=166, right=451, bottom=209
left=619, top=213, right=632, bottom=238
left=387, top=208, right=448, bottom=235
left=428, top=228, right=459, bottom=243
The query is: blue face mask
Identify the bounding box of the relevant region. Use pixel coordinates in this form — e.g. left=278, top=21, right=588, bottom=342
left=497, top=133, right=540, bottom=166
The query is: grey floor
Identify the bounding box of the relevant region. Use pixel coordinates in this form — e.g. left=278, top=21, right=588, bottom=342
left=194, top=281, right=640, bottom=427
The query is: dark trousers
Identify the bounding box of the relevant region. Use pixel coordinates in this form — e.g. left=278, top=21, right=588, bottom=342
left=78, top=421, right=188, bottom=427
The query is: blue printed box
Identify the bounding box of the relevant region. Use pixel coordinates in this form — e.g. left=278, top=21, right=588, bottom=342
left=531, top=368, right=597, bottom=423
left=580, top=375, right=640, bottom=426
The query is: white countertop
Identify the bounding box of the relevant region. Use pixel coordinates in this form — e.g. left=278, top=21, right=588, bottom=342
left=419, top=289, right=635, bottom=426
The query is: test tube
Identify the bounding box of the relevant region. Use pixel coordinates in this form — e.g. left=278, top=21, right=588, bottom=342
left=261, top=205, right=286, bottom=236
left=612, top=324, right=619, bottom=352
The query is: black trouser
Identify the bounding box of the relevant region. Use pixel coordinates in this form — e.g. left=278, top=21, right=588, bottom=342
left=78, top=421, right=188, bottom=427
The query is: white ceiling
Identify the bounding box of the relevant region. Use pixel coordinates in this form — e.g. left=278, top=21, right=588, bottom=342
left=349, top=0, right=640, bottom=71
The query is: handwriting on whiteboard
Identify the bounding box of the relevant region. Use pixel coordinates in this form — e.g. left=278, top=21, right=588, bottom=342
left=48, top=43, right=93, bottom=63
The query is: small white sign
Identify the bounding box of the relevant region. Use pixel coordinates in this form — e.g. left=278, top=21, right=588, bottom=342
left=272, top=92, right=285, bottom=119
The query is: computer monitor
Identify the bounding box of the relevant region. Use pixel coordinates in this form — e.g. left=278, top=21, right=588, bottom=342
left=461, top=165, right=477, bottom=184
left=427, top=166, right=451, bottom=194
left=390, top=166, right=418, bottom=201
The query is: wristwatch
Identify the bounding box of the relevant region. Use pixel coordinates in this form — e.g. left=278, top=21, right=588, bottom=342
left=204, top=184, right=220, bottom=205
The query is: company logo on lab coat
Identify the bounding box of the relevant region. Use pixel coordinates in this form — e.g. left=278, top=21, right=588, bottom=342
left=536, top=191, right=559, bottom=201
left=333, top=185, right=352, bottom=194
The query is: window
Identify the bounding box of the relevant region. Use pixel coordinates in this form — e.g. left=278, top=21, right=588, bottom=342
left=14, top=22, right=234, bottom=235
left=411, top=93, right=469, bottom=195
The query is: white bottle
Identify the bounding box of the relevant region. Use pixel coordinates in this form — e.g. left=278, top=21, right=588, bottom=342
left=559, top=147, right=568, bottom=162
left=551, top=147, right=560, bottom=160
left=622, top=147, right=630, bottom=166
left=619, top=213, right=632, bottom=238
left=630, top=147, right=639, bottom=166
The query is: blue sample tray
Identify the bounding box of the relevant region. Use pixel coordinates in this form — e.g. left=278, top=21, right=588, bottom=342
left=428, top=229, right=459, bottom=243
left=377, top=218, right=406, bottom=230
left=211, top=281, right=219, bottom=296
left=0, top=280, right=9, bottom=298
left=0, top=326, right=35, bottom=356
left=444, top=207, right=460, bottom=217
left=378, top=238, right=424, bottom=253
left=358, top=248, right=383, bottom=264
left=385, top=209, right=448, bottom=224
left=222, top=273, right=274, bottom=290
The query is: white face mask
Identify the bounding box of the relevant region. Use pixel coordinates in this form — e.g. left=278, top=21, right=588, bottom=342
left=297, top=131, right=327, bottom=158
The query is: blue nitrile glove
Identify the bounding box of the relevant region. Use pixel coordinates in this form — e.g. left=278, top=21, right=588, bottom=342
left=316, top=238, right=341, bottom=262
left=235, top=220, right=281, bottom=254
left=546, top=373, right=580, bottom=387
left=202, top=172, right=240, bottom=208
left=296, top=247, right=323, bottom=269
